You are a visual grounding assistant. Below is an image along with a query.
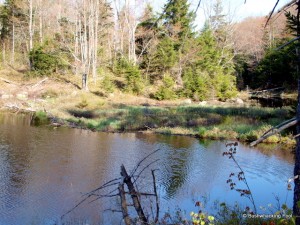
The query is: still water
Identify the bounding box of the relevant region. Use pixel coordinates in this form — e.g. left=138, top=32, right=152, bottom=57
left=0, top=112, right=295, bottom=224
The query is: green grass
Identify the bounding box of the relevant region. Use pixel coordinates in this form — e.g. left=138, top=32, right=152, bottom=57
left=32, top=110, right=49, bottom=125
left=64, top=105, right=295, bottom=145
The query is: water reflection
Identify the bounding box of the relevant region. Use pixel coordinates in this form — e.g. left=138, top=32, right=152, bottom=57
left=0, top=113, right=295, bottom=224
left=251, top=97, right=297, bottom=108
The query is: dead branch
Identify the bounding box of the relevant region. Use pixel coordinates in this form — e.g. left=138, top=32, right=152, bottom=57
left=121, top=164, right=148, bottom=224
left=88, top=187, right=120, bottom=204
left=62, top=150, right=160, bottom=223
left=152, top=170, right=159, bottom=223
left=265, top=0, right=280, bottom=28
left=260, top=117, right=296, bottom=137
left=250, top=117, right=298, bottom=146
left=133, top=159, right=160, bottom=184
left=130, top=148, right=160, bottom=177
left=118, top=183, right=132, bottom=225
left=276, top=36, right=300, bottom=50
left=83, top=177, right=122, bottom=197
left=103, top=208, right=123, bottom=213
left=62, top=177, right=121, bottom=219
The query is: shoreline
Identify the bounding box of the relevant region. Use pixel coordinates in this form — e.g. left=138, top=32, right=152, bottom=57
left=0, top=102, right=296, bottom=148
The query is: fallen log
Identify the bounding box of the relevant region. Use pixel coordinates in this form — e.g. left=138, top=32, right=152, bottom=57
left=31, top=77, right=48, bottom=89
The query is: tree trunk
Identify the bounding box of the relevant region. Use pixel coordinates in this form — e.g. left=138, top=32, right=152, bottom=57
left=11, top=21, right=15, bottom=65
left=294, top=80, right=300, bottom=223
left=82, top=73, right=88, bottom=91
left=92, top=0, right=98, bottom=82
left=2, top=42, right=6, bottom=64
left=294, top=1, right=300, bottom=223
left=120, top=164, right=148, bottom=225
left=29, top=0, right=33, bottom=51
left=39, top=0, right=43, bottom=44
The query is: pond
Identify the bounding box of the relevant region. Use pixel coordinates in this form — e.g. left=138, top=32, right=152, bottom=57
left=0, top=112, right=295, bottom=224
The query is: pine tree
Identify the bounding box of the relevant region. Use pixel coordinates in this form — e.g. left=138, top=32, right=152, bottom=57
left=163, top=0, right=194, bottom=38
left=183, top=25, right=237, bottom=100
left=150, top=36, right=177, bottom=79
left=162, top=0, right=194, bottom=47
left=135, top=4, right=158, bottom=74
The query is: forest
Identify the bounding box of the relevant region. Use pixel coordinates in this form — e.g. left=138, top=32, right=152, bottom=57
left=0, top=0, right=297, bottom=100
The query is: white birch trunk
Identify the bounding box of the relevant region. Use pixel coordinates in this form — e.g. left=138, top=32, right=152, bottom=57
left=28, top=0, right=33, bottom=51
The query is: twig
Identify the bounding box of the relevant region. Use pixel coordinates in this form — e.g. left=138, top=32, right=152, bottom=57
left=82, top=177, right=122, bottom=196
left=194, top=0, right=202, bottom=14
left=88, top=193, right=119, bottom=204
left=130, top=149, right=160, bottom=177
left=87, top=187, right=120, bottom=204
left=61, top=195, right=91, bottom=219
left=103, top=208, right=123, bottom=213
left=231, top=154, right=257, bottom=213
left=133, top=159, right=160, bottom=184
left=224, top=145, right=257, bottom=214
left=265, top=0, right=280, bottom=28
left=61, top=177, right=121, bottom=219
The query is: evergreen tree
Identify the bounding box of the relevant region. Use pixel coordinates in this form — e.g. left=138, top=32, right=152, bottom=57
left=183, top=26, right=237, bottom=100
left=135, top=4, right=158, bottom=75
left=253, top=39, right=297, bottom=89
left=162, top=0, right=194, bottom=43
left=149, top=36, right=177, bottom=80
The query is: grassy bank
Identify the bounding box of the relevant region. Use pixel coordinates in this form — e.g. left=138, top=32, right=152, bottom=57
left=55, top=103, right=295, bottom=145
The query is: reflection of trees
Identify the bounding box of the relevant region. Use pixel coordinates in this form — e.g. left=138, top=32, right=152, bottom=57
left=136, top=132, right=195, bottom=149
left=0, top=113, right=32, bottom=211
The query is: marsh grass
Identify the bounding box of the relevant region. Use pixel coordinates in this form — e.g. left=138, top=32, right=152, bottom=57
left=63, top=105, right=294, bottom=144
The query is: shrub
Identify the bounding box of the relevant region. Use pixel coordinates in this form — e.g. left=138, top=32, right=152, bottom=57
left=29, top=41, right=67, bottom=76
left=124, top=64, right=144, bottom=95
left=76, top=98, right=89, bottom=109
left=101, top=75, right=115, bottom=93
left=154, top=74, right=177, bottom=100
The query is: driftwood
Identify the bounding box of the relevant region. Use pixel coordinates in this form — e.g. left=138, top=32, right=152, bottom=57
left=250, top=117, right=298, bottom=146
